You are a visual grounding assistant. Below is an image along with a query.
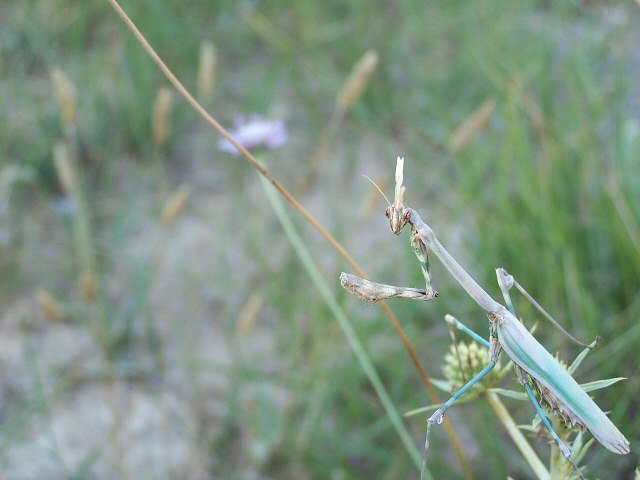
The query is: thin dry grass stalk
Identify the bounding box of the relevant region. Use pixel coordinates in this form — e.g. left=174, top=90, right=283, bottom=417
left=449, top=99, right=496, bottom=153
left=152, top=87, right=173, bottom=147
left=304, top=49, right=379, bottom=190
left=53, top=141, right=77, bottom=194
left=160, top=184, right=190, bottom=227
left=506, top=77, right=546, bottom=136
left=236, top=292, right=265, bottom=336
left=35, top=287, right=65, bottom=323
left=80, top=270, right=97, bottom=301
left=51, top=67, right=77, bottom=126
left=336, top=49, right=379, bottom=113
left=243, top=9, right=294, bottom=53
left=198, top=41, right=217, bottom=100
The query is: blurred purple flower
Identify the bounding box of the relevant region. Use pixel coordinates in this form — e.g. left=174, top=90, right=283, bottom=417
left=217, top=116, right=288, bottom=155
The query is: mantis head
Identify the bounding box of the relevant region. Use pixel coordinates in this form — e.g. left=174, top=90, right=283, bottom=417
left=385, top=156, right=409, bottom=235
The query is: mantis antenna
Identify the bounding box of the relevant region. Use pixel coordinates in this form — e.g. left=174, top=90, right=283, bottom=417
left=362, top=174, right=392, bottom=206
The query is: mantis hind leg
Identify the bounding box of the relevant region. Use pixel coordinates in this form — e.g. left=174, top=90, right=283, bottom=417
left=523, top=382, right=586, bottom=480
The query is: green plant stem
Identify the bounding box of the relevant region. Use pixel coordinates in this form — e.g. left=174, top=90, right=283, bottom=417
left=486, top=391, right=549, bottom=480
left=259, top=168, right=428, bottom=478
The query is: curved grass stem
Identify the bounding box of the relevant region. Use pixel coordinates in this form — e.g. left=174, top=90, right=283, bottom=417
left=105, top=1, right=471, bottom=476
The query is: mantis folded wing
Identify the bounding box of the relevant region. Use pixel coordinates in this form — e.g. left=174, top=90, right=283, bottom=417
left=341, top=157, right=629, bottom=480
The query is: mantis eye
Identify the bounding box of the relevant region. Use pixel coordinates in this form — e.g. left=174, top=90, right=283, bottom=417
left=385, top=206, right=392, bottom=219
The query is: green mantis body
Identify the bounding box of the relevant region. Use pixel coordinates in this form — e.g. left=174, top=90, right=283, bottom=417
left=341, top=157, right=629, bottom=479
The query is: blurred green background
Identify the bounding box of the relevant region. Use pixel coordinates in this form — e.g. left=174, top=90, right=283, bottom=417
left=1, top=0, right=639, bottom=478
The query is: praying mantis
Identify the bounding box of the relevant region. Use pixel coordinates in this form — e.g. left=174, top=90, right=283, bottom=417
left=340, top=157, right=630, bottom=479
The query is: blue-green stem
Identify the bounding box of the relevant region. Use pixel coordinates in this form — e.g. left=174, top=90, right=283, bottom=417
left=486, top=391, right=550, bottom=480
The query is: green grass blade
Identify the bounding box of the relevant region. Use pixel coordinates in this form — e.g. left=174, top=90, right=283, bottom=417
left=258, top=171, right=427, bottom=477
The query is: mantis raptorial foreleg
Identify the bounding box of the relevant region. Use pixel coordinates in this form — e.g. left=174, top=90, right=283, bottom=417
left=340, top=273, right=437, bottom=303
